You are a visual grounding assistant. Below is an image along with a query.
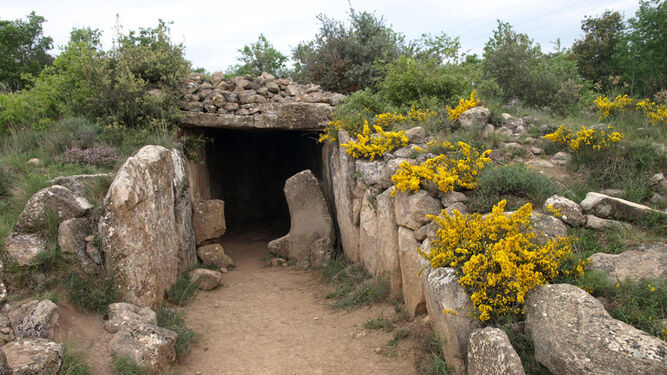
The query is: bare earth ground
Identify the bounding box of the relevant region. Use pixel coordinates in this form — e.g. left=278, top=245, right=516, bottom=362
left=58, top=232, right=420, bottom=375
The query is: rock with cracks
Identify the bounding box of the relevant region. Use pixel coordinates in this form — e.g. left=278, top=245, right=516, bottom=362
left=422, top=267, right=480, bottom=375
left=589, top=242, right=666, bottom=282
left=15, top=185, right=92, bottom=233
left=394, top=191, right=442, bottom=230
left=398, top=227, right=427, bottom=318
left=192, top=199, right=226, bottom=245
left=109, top=320, right=177, bottom=373
left=525, top=283, right=667, bottom=375
left=268, top=170, right=334, bottom=268
left=580, top=192, right=665, bottom=221
left=189, top=268, right=222, bottom=290
left=8, top=300, right=59, bottom=340
left=2, top=338, right=62, bottom=375
left=197, top=243, right=234, bottom=269
left=457, top=107, right=490, bottom=129
left=543, top=195, right=585, bottom=227
left=467, top=327, right=525, bottom=375
left=2, top=233, right=46, bottom=266
left=99, top=145, right=194, bottom=308
left=0, top=349, right=9, bottom=375
left=105, top=303, right=157, bottom=334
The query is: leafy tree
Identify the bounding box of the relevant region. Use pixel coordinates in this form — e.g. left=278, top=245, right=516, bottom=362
left=621, top=0, right=666, bottom=96
left=571, top=10, right=625, bottom=90
left=227, top=34, right=287, bottom=77
left=293, top=9, right=406, bottom=93
left=0, top=12, right=53, bottom=91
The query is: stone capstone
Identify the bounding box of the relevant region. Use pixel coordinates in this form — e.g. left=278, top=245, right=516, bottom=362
left=197, top=244, right=234, bottom=269
left=543, top=195, right=585, bottom=227
left=188, top=269, right=222, bottom=290
left=15, top=185, right=92, bottom=233
left=580, top=192, right=665, bottom=222
left=268, top=170, right=335, bottom=268
left=589, top=242, right=666, bottom=282
left=8, top=300, right=59, bottom=340
left=109, top=321, right=177, bottom=373
left=3, top=233, right=46, bottom=266
left=2, top=339, right=62, bottom=375
left=99, top=145, right=193, bottom=308
left=104, top=303, right=157, bottom=334
left=467, top=327, right=525, bottom=375
left=192, top=200, right=226, bottom=245
left=422, top=267, right=480, bottom=375
left=526, top=283, right=667, bottom=375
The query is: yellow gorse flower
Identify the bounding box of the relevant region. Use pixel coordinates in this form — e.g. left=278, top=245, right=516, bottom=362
left=594, top=95, right=666, bottom=124
left=543, top=125, right=625, bottom=152
left=390, top=141, right=492, bottom=196
left=446, top=90, right=483, bottom=121
left=419, top=200, right=574, bottom=321
left=340, top=121, right=409, bottom=160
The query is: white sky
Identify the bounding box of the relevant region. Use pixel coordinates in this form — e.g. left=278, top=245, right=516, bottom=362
left=1, top=0, right=641, bottom=72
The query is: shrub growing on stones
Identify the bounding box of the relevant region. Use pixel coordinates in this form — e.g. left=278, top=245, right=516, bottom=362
left=445, top=90, right=482, bottom=121
left=420, top=200, right=575, bottom=321
left=340, top=121, right=408, bottom=160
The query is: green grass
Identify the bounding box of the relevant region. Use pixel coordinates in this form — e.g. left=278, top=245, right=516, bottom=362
left=157, top=307, right=196, bottom=360
left=63, top=271, right=118, bottom=316
left=111, top=357, right=147, bottom=375
left=364, top=313, right=395, bottom=331
left=320, top=255, right=390, bottom=309
left=166, top=273, right=199, bottom=307
left=415, top=331, right=451, bottom=375
left=58, top=345, right=93, bottom=375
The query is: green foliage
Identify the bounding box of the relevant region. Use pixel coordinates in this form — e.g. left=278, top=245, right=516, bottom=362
left=166, top=273, right=198, bottom=306
left=157, top=307, right=196, bottom=360
left=58, top=345, right=93, bottom=375
left=607, top=278, right=666, bottom=339
left=364, top=313, right=395, bottom=331
left=293, top=8, right=406, bottom=93
left=495, top=314, right=551, bottom=375
left=572, top=10, right=625, bottom=90
left=415, top=331, right=450, bottom=375
left=227, top=34, right=287, bottom=77
left=0, top=12, right=53, bottom=91
left=321, top=256, right=390, bottom=309
left=468, top=164, right=559, bottom=212
left=63, top=271, right=118, bottom=315
left=112, top=357, right=146, bottom=375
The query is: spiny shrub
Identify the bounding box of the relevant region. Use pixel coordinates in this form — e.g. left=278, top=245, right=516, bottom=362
left=391, top=141, right=491, bottom=196
left=446, top=90, right=482, bottom=121
left=419, top=200, right=576, bottom=321
left=340, top=121, right=408, bottom=160
left=543, top=125, right=625, bottom=152
left=595, top=95, right=667, bottom=124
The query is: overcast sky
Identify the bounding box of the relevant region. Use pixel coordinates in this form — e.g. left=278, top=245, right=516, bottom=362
left=1, top=0, right=641, bottom=72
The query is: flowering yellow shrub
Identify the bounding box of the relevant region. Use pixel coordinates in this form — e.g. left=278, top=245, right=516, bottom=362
left=408, top=106, right=438, bottom=121
left=341, top=121, right=408, bottom=160
left=594, top=95, right=666, bottom=124
left=543, top=125, right=625, bottom=151
left=419, top=200, right=574, bottom=321
left=391, top=141, right=492, bottom=196
left=636, top=98, right=667, bottom=125
left=375, top=112, right=407, bottom=128
left=446, top=90, right=482, bottom=121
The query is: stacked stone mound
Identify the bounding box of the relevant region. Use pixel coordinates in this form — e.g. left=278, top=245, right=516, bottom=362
left=181, top=71, right=345, bottom=116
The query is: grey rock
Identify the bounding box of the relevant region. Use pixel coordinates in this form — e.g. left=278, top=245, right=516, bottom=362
left=57, top=218, right=88, bottom=256
left=551, top=151, right=571, bottom=165
left=398, top=227, right=427, bottom=318
left=468, top=327, right=525, bottom=375
left=458, top=107, right=490, bottom=129
left=189, top=269, right=222, bottom=290
left=209, top=72, right=225, bottom=87
left=394, top=191, right=442, bottom=230
left=197, top=244, right=234, bottom=269
left=3, top=233, right=46, bottom=266
left=445, top=202, right=468, bottom=216
left=526, top=284, right=667, bottom=375
left=2, top=338, right=62, bottom=375
left=48, top=173, right=113, bottom=196
left=439, top=191, right=467, bottom=207
left=404, top=127, right=426, bottom=144
left=0, top=314, right=15, bottom=345
left=8, top=300, right=59, bottom=340
left=105, top=303, right=157, bottom=334
left=543, top=195, right=585, bottom=227
left=192, top=200, right=226, bottom=245
left=109, top=321, right=177, bottom=373
left=16, top=185, right=92, bottom=233
left=585, top=214, right=631, bottom=230
left=581, top=192, right=665, bottom=221
left=589, top=242, right=666, bottom=282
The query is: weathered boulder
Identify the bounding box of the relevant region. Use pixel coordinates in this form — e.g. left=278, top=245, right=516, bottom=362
left=189, top=268, right=222, bottom=290
left=0, top=347, right=9, bottom=375
left=526, top=283, right=667, bottom=375
left=543, top=195, right=585, bottom=227
left=57, top=218, right=88, bottom=258
left=422, top=267, right=480, bottom=375
left=358, top=194, right=380, bottom=276
left=48, top=173, right=113, bottom=196
left=404, top=126, right=426, bottom=144
left=458, top=107, right=490, bottom=129
left=585, top=214, right=630, bottom=230
left=3, top=233, right=46, bottom=266
left=0, top=314, right=15, bottom=345
left=99, top=145, right=188, bottom=308
left=445, top=202, right=468, bottom=216
left=192, top=200, right=226, bottom=245
left=551, top=151, right=571, bottom=165
left=15, top=185, right=92, bottom=233
left=197, top=244, right=234, bottom=269
left=467, top=327, right=525, bottom=375
left=171, top=150, right=197, bottom=273
left=580, top=192, right=665, bottom=221
left=109, top=321, right=177, bottom=373
left=2, top=339, right=62, bottom=375
left=8, top=300, right=59, bottom=340
left=268, top=170, right=335, bottom=267
left=527, top=211, right=568, bottom=244
left=398, top=227, right=427, bottom=318
left=394, top=191, right=442, bottom=230
left=589, top=242, right=666, bottom=282
left=331, top=131, right=360, bottom=262
left=439, top=191, right=467, bottom=207
left=414, top=221, right=437, bottom=242
left=104, top=303, right=157, bottom=334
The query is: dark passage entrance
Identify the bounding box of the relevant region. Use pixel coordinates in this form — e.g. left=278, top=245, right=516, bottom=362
left=203, top=128, right=323, bottom=235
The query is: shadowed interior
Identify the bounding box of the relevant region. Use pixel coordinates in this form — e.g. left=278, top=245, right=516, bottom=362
left=203, top=128, right=323, bottom=235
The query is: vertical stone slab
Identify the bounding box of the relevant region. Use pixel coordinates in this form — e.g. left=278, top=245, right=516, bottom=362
left=358, top=192, right=379, bottom=275
left=331, top=131, right=360, bottom=262
left=171, top=149, right=197, bottom=273
left=376, top=188, right=402, bottom=298
left=398, top=226, right=426, bottom=317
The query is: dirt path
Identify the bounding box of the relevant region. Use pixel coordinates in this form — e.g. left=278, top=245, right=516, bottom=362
left=173, top=232, right=418, bottom=375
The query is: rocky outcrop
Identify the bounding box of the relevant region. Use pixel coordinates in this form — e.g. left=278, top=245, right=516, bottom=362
left=99, top=145, right=194, bottom=308
left=526, top=283, right=667, bottom=375
left=8, top=300, right=59, bottom=340
left=109, top=321, right=177, bottom=373
left=527, top=211, right=568, bottom=244
left=104, top=303, right=157, bottom=334
left=458, top=107, right=490, bottom=129
left=467, top=327, right=525, bottom=375
left=15, top=185, right=92, bottom=233
left=48, top=173, right=113, bottom=196
left=580, top=192, right=665, bottom=221
left=422, top=267, right=480, bottom=375
left=189, top=269, right=222, bottom=290
left=197, top=244, right=234, bottom=269
left=2, top=339, right=62, bottom=375
left=268, top=170, right=335, bottom=268
left=192, top=200, right=226, bottom=245
left=543, top=195, right=585, bottom=227
left=589, top=242, right=666, bottom=282
left=2, top=233, right=46, bottom=266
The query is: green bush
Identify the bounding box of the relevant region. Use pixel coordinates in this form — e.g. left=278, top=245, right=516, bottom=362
left=166, top=273, right=198, bottom=306
left=468, top=164, right=559, bottom=212
left=157, top=307, right=196, bottom=359
left=112, top=357, right=146, bottom=375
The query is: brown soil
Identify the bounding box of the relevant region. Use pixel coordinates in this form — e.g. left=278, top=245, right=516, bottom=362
left=174, top=232, right=419, bottom=375
left=58, top=232, right=422, bottom=374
